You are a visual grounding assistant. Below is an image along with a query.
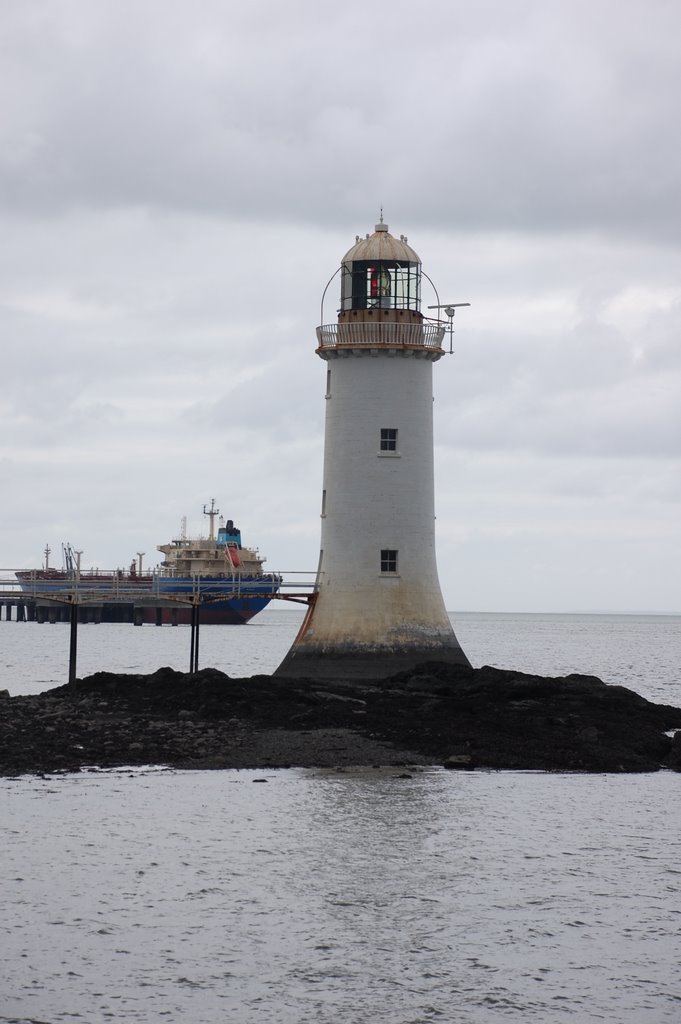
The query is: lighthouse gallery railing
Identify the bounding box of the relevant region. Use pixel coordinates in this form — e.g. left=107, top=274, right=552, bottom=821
left=316, top=322, right=445, bottom=350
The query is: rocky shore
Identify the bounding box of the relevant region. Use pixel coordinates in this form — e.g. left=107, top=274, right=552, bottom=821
left=2, top=661, right=681, bottom=776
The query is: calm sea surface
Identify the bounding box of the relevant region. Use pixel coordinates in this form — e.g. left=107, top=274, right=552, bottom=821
left=2, top=611, right=681, bottom=1023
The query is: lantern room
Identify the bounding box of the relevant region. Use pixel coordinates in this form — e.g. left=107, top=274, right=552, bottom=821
left=339, top=217, right=422, bottom=317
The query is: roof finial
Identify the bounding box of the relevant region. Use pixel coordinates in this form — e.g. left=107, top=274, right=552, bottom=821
left=375, top=207, right=388, bottom=233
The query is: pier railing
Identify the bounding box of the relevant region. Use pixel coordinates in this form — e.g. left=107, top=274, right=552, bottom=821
left=0, top=568, right=317, bottom=683
left=0, top=569, right=316, bottom=606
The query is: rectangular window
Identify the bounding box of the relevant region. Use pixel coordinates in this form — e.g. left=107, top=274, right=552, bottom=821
left=380, top=549, right=398, bottom=574
left=380, top=428, right=398, bottom=452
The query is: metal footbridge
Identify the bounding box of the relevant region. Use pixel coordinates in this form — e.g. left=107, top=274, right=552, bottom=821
left=0, top=569, right=317, bottom=684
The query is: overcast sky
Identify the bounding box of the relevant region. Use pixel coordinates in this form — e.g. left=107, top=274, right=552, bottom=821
left=1, top=0, right=679, bottom=613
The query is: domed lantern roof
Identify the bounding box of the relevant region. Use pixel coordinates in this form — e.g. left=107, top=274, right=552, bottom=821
left=341, top=218, right=421, bottom=265
left=339, top=216, right=422, bottom=316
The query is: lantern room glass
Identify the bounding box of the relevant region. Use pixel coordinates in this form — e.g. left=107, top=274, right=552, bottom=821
left=341, top=260, right=421, bottom=312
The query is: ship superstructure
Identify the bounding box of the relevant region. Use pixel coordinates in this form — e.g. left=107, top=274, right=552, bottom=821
left=157, top=500, right=265, bottom=578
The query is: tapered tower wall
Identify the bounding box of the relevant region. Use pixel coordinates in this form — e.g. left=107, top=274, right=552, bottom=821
left=316, top=351, right=449, bottom=629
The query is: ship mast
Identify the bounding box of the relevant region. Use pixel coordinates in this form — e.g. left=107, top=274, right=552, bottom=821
left=203, top=498, right=220, bottom=542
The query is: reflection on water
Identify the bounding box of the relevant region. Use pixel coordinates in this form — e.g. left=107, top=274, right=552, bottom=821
left=4, top=768, right=681, bottom=1023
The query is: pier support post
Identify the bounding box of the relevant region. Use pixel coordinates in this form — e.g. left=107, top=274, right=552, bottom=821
left=68, top=601, right=79, bottom=688
left=189, top=602, right=201, bottom=674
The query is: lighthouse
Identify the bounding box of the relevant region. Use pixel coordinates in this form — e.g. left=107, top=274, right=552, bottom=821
left=276, top=218, right=469, bottom=679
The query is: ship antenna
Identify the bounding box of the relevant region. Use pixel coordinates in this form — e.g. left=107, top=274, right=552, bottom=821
left=203, top=498, right=220, bottom=542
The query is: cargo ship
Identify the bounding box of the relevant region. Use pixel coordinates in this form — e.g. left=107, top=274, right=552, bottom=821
left=15, top=500, right=282, bottom=625
left=152, top=501, right=282, bottom=624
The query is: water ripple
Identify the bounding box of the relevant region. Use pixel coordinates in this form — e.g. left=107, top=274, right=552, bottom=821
left=3, top=768, right=681, bottom=1022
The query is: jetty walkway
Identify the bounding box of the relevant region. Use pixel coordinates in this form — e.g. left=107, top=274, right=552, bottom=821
left=0, top=570, right=316, bottom=684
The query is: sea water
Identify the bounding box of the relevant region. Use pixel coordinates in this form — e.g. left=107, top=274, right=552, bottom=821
left=2, top=611, right=681, bottom=1023
left=2, top=609, right=680, bottom=703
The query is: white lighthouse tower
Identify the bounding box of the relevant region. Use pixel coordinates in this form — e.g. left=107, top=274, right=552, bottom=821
left=276, top=217, right=469, bottom=679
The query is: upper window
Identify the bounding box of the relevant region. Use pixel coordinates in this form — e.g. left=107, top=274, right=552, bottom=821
left=380, top=428, right=398, bottom=452
left=380, top=549, right=398, bottom=574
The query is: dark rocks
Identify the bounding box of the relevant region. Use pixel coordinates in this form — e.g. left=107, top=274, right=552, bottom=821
left=1, top=661, right=680, bottom=776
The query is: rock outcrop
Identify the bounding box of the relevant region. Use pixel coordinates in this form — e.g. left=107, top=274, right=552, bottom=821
left=2, top=662, right=680, bottom=775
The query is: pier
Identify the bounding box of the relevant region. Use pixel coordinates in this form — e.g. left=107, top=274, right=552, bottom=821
left=0, top=570, right=316, bottom=685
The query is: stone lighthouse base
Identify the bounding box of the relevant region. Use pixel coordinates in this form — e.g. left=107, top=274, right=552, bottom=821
left=275, top=636, right=471, bottom=681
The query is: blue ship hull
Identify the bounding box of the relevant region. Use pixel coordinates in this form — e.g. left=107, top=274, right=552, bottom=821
left=151, top=574, right=281, bottom=624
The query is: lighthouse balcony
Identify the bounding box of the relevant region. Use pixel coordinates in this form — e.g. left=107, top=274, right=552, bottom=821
left=316, top=321, right=445, bottom=352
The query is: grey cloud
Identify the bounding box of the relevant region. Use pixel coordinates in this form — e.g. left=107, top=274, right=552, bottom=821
left=1, top=1, right=681, bottom=245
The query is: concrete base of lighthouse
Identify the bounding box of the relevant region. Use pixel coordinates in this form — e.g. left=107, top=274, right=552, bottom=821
left=275, top=587, right=470, bottom=681
left=275, top=637, right=470, bottom=681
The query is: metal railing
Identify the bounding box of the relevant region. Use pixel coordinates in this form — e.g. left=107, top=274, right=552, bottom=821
left=316, top=321, right=445, bottom=350
left=0, top=569, right=317, bottom=606
left=0, top=570, right=318, bottom=682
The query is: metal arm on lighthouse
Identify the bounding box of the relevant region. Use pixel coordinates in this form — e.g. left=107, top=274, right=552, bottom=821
left=427, top=302, right=471, bottom=354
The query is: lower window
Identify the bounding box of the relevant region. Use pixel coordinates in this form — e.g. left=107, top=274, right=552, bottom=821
left=380, top=428, right=398, bottom=452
